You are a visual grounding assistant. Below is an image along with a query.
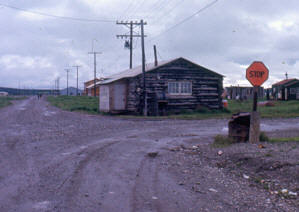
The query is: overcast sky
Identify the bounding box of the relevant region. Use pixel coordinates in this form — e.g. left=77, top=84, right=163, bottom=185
left=0, top=0, right=298, bottom=89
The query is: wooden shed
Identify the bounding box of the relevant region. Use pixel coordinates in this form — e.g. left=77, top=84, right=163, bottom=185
left=225, top=86, right=264, bottom=100
left=99, top=57, right=224, bottom=115
left=272, top=78, right=299, bottom=100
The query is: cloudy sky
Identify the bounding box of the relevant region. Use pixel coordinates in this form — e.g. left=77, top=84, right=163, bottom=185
left=0, top=0, right=298, bottom=89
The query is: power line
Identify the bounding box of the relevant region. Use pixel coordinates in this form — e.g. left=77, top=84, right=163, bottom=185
left=150, top=0, right=186, bottom=24
left=125, top=0, right=147, bottom=19
left=0, top=3, right=115, bottom=23
left=150, top=0, right=219, bottom=41
left=118, top=0, right=136, bottom=19
left=144, top=0, right=172, bottom=20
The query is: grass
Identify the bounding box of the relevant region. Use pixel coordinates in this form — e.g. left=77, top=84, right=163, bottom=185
left=212, top=135, right=234, bottom=148
left=269, top=137, right=299, bottom=143
left=47, top=96, right=99, bottom=114
left=46, top=96, right=299, bottom=119
left=260, top=131, right=299, bottom=143
left=0, top=96, right=26, bottom=109
left=167, top=100, right=299, bottom=119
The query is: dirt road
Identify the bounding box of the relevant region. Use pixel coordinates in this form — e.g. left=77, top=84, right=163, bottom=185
left=0, top=97, right=298, bottom=212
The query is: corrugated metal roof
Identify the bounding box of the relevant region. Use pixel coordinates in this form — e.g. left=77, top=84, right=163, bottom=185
left=86, top=78, right=108, bottom=89
left=98, top=57, right=223, bottom=85
left=272, top=78, right=297, bottom=86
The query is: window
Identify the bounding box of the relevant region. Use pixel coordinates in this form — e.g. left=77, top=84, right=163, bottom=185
left=290, top=88, right=296, bottom=94
left=168, top=82, right=192, bottom=95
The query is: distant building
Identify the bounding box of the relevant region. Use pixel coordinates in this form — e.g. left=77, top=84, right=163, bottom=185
left=0, top=91, right=8, bottom=96
left=272, top=78, right=299, bottom=100
left=84, top=78, right=107, bottom=96
left=84, top=78, right=100, bottom=96
left=99, top=57, right=224, bottom=115
left=0, top=87, right=58, bottom=96
left=60, top=87, right=83, bottom=96
left=225, top=86, right=264, bottom=100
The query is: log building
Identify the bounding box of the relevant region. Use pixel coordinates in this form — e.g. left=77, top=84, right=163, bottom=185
left=99, top=57, right=224, bottom=115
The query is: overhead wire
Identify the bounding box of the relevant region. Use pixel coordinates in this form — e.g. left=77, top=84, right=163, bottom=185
left=124, top=0, right=147, bottom=19
left=0, top=3, right=115, bottom=22
left=150, top=0, right=219, bottom=41
left=118, top=0, right=136, bottom=20
left=144, top=0, right=172, bottom=20
left=150, top=0, right=186, bottom=24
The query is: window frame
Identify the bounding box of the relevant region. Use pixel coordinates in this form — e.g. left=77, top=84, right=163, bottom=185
left=168, top=81, right=192, bottom=95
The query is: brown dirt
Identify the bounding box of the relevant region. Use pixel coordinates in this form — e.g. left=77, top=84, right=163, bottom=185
left=0, top=97, right=298, bottom=212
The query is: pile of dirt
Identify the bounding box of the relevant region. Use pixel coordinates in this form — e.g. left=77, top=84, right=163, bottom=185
left=163, top=141, right=299, bottom=211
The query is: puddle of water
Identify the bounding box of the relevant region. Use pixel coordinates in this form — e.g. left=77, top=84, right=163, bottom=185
left=33, top=201, right=50, bottom=210
left=44, top=111, right=56, bottom=116
left=222, top=127, right=228, bottom=132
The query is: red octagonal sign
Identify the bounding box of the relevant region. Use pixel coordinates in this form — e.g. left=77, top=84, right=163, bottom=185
left=246, top=61, right=269, bottom=86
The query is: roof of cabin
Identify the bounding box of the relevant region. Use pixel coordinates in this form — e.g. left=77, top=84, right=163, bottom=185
left=272, top=78, right=297, bottom=86
left=98, top=57, right=224, bottom=85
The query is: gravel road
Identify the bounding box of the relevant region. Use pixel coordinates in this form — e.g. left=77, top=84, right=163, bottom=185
left=0, top=97, right=298, bottom=212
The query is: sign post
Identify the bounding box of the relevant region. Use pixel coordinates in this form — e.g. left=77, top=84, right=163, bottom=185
left=246, top=61, right=269, bottom=143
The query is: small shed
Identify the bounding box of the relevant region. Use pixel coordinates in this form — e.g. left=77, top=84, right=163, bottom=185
left=225, top=86, right=264, bottom=100
left=99, top=57, right=224, bottom=115
left=0, top=91, right=8, bottom=96
left=272, top=78, right=299, bottom=100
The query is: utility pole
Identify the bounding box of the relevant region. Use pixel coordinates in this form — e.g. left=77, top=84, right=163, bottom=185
left=73, top=65, right=81, bottom=96
left=140, top=19, right=147, bottom=116
left=57, top=77, right=60, bottom=95
left=88, top=52, right=101, bottom=97
left=116, top=20, right=148, bottom=116
left=65, top=69, right=71, bottom=96
left=116, top=20, right=147, bottom=69
left=153, top=45, right=158, bottom=66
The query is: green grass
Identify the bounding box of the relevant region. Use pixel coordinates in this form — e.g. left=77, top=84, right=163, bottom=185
left=0, top=96, right=26, bottom=109
left=46, top=96, right=299, bottom=119
left=47, top=96, right=99, bottom=114
left=212, top=135, right=234, bottom=148
left=167, top=100, right=299, bottom=119
left=269, top=137, right=299, bottom=143
left=260, top=132, right=299, bottom=143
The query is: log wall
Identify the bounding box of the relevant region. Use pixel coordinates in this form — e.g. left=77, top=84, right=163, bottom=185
left=126, top=58, right=223, bottom=115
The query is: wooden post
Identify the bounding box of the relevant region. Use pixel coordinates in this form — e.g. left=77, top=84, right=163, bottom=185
left=130, top=21, right=133, bottom=69
left=249, top=86, right=260, bottom=143
left=140, top=19, right=147, bottom=116
left=154, top=45, right=158, bottom=66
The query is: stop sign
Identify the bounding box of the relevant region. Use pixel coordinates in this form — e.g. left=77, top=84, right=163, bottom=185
left=246, top=61, right=269, bottom=86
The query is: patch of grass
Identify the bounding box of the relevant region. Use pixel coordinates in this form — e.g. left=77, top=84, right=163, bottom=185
left=47, top=96, right=99, bottom=114
left=0, top=96, right=26, bottom=109
left=155, top=100, right=299, bottom=120
left=269, top=137, right=299, bottom=143
left=264, top=153, right=273, bottom=157
left=212, top=135, right=233, bottom=148
left=259, top=132, right=270, bottom=142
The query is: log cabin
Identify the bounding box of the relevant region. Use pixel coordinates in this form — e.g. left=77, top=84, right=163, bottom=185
left=99, top=57, right=224, bottom=115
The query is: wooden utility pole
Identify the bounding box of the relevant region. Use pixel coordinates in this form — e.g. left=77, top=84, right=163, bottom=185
left=88, top=52, right=101, bottom=97
left=73, top=65, right=81, bottom=96
left=116, top=20, right=148, bottom=116
left=65, top=69, right=71, bottom=96
left=130, top=21, right=133, bottom=69
left=57, top=77, right=60, bottom=95
left=140, top=19, right=147, bottom=116
left=153, top=45, right=158, bottom=66
left=116, top=20, right=147, bottom=69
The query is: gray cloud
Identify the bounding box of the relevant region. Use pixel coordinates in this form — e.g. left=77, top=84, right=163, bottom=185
left=0, top=0, right=298, bottom=89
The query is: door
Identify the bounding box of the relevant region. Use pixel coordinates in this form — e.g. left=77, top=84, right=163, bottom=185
left=99, top=85, right=110, bottom=112
left=113, top=81, right=127, bottom=110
